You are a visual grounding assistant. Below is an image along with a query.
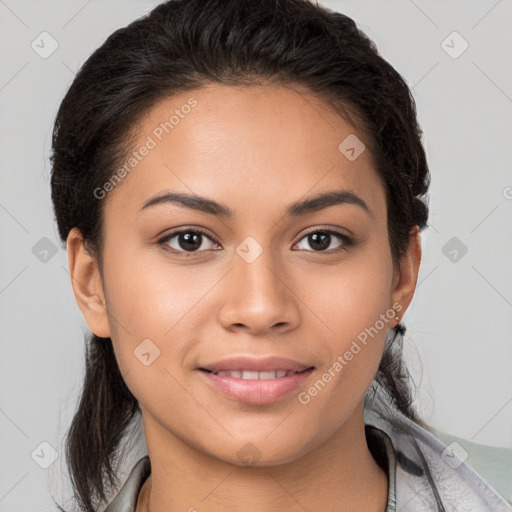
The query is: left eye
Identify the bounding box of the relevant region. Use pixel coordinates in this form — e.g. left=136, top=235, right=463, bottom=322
left=295, top=230, right=352, bottom=252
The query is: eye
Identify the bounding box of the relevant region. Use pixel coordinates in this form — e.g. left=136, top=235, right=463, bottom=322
left=157, top=226, right=355, bottom=257
left=294, top=228, right=354, bottom=253
left=157, top=228, right=220, bottom=256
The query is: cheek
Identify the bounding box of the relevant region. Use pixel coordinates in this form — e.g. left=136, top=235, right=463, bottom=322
left=101, top=247, right=221, bottom=386
left=296, top=262, right=394, bottom=428
left=103, top=245, right=204, bottom=336
left=100, top=255, right=200, bottom=413
left=299, top=243, right=394, bottom=342
left=295, top=241, right=394, bottom=398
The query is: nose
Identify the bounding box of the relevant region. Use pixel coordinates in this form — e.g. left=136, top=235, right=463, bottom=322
left=217, top=243, right=300, bottom=336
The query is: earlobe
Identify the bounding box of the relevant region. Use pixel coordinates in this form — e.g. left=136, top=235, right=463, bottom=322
left=391, top=225, right=422, bottom=320
left=66, top=228, right=111, bottom=338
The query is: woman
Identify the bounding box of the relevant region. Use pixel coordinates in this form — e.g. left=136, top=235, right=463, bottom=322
left=50, top=0, right=512, bottom=511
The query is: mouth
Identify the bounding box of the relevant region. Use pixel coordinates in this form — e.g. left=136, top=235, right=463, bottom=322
left=200, top=368, right=312, bottom=379
left=197, top=357, right=315, bottom=404
left=198, top=355, right=314, bottom=374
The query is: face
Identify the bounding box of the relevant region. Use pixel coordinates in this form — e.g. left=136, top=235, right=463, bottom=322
left=70, top=83, right=418, bottom=466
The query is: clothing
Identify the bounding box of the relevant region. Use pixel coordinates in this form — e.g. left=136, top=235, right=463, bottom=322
left=103, top=406, right=512, bottom=511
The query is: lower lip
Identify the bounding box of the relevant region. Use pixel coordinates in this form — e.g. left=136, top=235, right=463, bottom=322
left=198, top=369, right=314, bottom=405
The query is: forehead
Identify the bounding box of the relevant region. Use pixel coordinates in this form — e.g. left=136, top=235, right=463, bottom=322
left=103, top=83, right=386, bottom=221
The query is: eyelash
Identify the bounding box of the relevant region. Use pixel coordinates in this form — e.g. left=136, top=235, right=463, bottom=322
left=156, top=226, right=355, bottom=258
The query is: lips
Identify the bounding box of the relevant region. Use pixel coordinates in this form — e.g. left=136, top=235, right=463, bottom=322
left=209, top=370, right=298, bottom=379
left=198, top=356, right=315, bottom=403
left=199, top=355, right=314, bottom=375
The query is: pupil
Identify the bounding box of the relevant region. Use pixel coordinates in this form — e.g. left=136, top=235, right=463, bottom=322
left=180, top=232, right=201, bottom=251
left=310, top=232, right=330, bottom=251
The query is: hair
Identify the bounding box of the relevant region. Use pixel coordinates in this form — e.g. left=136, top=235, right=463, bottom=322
left=50, top=0, right=431, bottom=510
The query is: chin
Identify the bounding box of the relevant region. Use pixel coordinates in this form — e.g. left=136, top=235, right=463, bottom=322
left=204, top=433, right=315, bottom=468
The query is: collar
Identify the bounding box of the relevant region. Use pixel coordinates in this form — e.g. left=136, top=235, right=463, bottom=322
left=103, top=406, right=512, bottom=512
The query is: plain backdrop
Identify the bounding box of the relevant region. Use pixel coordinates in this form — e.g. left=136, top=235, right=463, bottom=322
left=1, top=0, right=511, bottom=510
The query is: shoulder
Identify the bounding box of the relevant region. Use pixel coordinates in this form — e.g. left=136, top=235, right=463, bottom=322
left=429, top=426, right=512, bottom=507
left=365, top=406, right=512, bottom=511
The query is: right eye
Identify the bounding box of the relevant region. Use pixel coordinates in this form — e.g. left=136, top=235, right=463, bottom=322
left=157, top=228, right=221, bottom=256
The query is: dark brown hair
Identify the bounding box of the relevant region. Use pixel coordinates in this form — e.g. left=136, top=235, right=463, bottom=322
left=50, top=0, right=430, bottom=510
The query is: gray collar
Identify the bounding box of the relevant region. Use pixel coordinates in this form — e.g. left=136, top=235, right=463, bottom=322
left=103, top=406, right=512, bottom=512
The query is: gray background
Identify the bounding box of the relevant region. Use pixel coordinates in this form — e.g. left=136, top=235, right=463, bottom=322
left=1, top=0, right=511, bottom=510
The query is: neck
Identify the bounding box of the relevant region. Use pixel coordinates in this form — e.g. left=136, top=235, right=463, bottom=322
left=136, top=401, right=388, bottom=512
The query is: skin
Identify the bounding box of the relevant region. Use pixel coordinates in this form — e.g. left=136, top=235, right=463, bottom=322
left=67, top=83, right=421, bottom=512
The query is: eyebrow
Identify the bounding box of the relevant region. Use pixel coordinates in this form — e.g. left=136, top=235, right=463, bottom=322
left=140, top=189, right=372, bottom=218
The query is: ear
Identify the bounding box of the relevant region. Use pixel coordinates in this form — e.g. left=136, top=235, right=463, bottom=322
left=66, top=228, right=111, bottom=338
left=390, top=225, right=422, bottom=324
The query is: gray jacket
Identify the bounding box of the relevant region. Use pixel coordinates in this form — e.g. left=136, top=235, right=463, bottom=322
left=103, top=406, right=512, bottom=511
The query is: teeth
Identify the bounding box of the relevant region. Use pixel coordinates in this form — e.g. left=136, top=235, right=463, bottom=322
left=217, top=370, right=242, bottom=378
left=213, top=370, right=297, bottom=379
left=242, top=370, right=259, bottom=380
left=259, top=371, right=278, bottom=379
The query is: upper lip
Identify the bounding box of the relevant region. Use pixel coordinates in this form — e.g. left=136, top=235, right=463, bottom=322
left=199, top=356, right=314, bottom=373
